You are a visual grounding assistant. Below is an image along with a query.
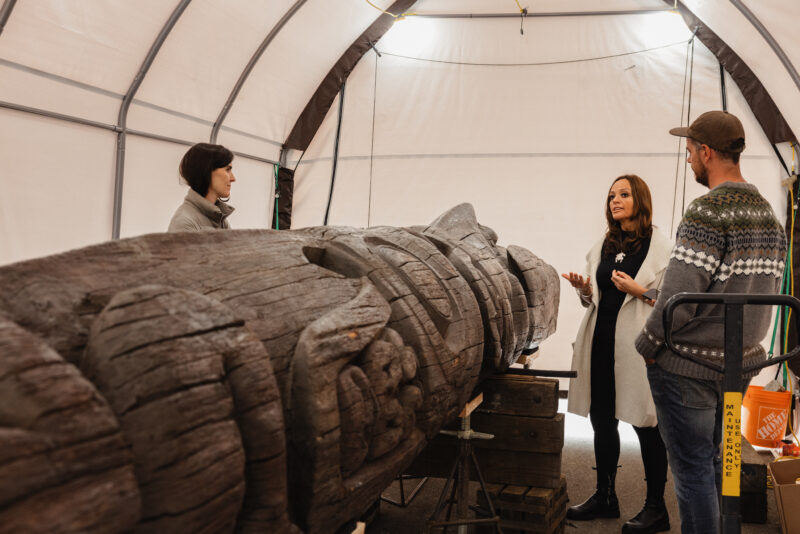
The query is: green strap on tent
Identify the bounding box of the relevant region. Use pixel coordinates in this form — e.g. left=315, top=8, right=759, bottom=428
left=768, top=172, right=798, bottom=389
left=274, top=163, right=280, bottom=230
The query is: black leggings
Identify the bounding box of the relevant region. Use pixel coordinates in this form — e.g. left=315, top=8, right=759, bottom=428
left=590, top=313, right=668, bottom=498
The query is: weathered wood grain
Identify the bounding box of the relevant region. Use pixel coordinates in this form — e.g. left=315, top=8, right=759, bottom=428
left=0, top=203, right=560, bottom=534
left=0, top=315, right=140, bottom=534
left=82, top=285, right=298, bottom=534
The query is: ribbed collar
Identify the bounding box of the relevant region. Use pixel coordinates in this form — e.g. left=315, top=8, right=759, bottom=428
left=184, top=188, right=235, bottom=220
left=710, top=180, right=758, bottom=193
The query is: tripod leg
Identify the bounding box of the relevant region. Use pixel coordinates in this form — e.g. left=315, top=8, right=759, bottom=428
left=431, top=450, right=460, bottom=523
left=457, top=440, right=470, bottom=524
left=471, top=450, right=503, bottom=533
left=445, top=458, right=460, bottom=526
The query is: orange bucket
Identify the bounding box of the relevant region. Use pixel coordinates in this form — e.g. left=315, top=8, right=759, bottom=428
left=742, top=385, right=793, bottom=447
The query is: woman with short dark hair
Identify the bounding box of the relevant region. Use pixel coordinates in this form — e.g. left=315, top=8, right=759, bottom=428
left=168, top=143, right=236, bottom=232
left=562, top=175, right=672, bottom=534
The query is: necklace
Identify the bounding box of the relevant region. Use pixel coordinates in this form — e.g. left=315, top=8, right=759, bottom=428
left=615, top=252, right=626, bottom=263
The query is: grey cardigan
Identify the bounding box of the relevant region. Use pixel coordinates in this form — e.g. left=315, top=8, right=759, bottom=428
left=168, top=189, right=234, bottom=232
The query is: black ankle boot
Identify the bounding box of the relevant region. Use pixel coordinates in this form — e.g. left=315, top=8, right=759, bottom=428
left=621, top=499, right=670, bottom=533
left=566, top=487, right=620, bottom=520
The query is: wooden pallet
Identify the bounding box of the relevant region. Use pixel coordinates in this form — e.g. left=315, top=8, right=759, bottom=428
left=476, top=477, right=567, bottom=534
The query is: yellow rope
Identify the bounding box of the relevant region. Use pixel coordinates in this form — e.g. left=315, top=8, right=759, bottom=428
left=364, top=0, right=415, bottom=19
left=514, top=0, right=526, bottom=13
left=786, top=144, right=798, bottom=447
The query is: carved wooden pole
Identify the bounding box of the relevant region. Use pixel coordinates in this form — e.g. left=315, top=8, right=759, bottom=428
left=0, top=203, right=559, bottom=534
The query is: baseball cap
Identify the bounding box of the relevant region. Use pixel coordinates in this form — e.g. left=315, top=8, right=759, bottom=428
left=669, top=110, right=746, bottom=153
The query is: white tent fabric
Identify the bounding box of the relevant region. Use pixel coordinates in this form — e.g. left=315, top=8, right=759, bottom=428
left=1, top=0, right=798, bottom=385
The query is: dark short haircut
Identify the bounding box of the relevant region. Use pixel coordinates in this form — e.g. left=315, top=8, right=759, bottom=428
left=689, top=138, right=741, bottom=165
left=179, top=143, right=234, bottom=196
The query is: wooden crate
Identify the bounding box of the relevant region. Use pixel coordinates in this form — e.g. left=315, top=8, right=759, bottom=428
left=477, top=375, right=559, bottom=418
left=476, top=477, right=567, bottom=534
left=470, top=412, right=564, bottom=453
left=407, top=376, right=564, bottom=488
left=407, top=442, right=562, bottom=488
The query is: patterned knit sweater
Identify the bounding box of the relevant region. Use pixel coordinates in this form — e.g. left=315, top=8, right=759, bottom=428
left=635, top=181, right=787, bottom=380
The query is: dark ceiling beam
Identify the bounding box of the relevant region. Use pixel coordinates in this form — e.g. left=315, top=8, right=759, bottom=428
left=668, top=0, right=795, bottom=144
left=210, top=0, right=308, bottom=143
left=283, top=0, right=418, bottom=151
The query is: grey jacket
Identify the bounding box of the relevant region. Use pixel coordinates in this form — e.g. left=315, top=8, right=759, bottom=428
left=168, top=189, right=234, bottom=232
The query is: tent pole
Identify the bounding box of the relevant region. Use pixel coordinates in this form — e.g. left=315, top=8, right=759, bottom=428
left=719, top=63, right=727, bottom=111
left=412, top=9, right=670, bottom=19
left=669, top=0, right=795, bottom=145
left=112, top=0, right=191, bottom=240
left=0, top=100, right=278, bottom=166
left=210, top=0, right=307, bottom=144
left=730, top=0, right=800, bottom=93
left=323, top=82, right=346, bottom=226
left=0, top=0, right=17, bottom=36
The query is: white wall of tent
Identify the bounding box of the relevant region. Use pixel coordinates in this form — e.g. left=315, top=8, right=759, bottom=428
left=1, top=0, right=799, bottom=386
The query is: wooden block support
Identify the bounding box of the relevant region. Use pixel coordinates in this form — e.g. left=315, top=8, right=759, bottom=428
left=459, top=393, right=484, bottom=418
left=408, top=439, right=562, bottom=489
left=470, top=412, right=564, bottom=453
left=477, top=477, right=567, bottom=534
left=477, top=375, right=559, bottom=418
left=408, top=375, right=565, bottom=488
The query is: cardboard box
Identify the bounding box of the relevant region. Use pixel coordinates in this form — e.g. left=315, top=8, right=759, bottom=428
left=768, top=459, right=800, bottom=533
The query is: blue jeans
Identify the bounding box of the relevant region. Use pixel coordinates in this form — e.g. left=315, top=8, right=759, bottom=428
left=646, top=365, right=725, bottom=534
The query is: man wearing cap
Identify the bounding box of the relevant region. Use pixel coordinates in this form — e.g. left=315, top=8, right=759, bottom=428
left=634, top=110, right=787, bottom=533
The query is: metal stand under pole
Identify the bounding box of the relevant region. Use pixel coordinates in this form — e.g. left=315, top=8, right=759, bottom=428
left=426, top=393, right=502, bottom=534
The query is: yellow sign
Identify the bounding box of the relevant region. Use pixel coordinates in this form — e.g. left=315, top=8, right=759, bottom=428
left=722, top=392, right=742, bottom=497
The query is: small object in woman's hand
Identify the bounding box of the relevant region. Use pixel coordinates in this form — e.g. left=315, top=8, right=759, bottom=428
left=642, top=288, right=658, bottom=302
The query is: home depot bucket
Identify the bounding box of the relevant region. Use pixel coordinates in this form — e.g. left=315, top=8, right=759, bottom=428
left=742, top=385, right=793, bottom=448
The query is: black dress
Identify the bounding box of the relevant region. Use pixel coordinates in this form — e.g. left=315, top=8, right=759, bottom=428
left=590, top=235, right=651, bottom=423
left=587, top=235, right=667, bottom=498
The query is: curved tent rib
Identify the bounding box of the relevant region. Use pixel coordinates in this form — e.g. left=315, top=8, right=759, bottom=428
left=730, top=0, right=800, bottom=94
left=275, top=0, right=416, bottom=229
left=410, top=8, right=671, bottom=18
left=670, top=0, right=796, bottom=145
left=210, top=0, right=308, bottom=144
left=112, top=0, right=192, bottom=240
left=283, top=0, right=417, bottom=151
left=0, top=0, right=16, bottom=36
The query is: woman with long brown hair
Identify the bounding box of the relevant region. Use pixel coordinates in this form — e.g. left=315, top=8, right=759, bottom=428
left=562, top=175, right=672, bottom=534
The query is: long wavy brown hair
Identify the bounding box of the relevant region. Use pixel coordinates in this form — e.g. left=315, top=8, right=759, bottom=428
left=601, top=174, right=653, bottom=259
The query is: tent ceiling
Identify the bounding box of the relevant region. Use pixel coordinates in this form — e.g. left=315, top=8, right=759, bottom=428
left=1, top=0, right=799, bottom=385
left=132, top=0, right=296, bottom=125
left=0, top=0, right=175, bottom=96
left=412, top=0, right=668, bottom=15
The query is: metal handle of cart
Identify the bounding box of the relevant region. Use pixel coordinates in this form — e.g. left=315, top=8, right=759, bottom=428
left=662, top=292, right=800, bottom=534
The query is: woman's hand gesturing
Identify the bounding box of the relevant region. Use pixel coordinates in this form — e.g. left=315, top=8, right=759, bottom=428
left=561, top=272, right=592, bottom=297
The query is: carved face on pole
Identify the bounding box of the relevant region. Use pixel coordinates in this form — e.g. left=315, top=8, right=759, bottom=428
left=0, top=203, right=560, bottom=534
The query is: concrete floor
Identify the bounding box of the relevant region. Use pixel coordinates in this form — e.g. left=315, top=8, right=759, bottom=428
left=367, top=399, right=783, bottom=533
